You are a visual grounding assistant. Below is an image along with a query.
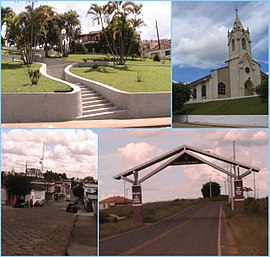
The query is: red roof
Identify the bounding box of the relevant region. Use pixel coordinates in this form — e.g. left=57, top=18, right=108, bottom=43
left=100, top=196, right=132, bottom=204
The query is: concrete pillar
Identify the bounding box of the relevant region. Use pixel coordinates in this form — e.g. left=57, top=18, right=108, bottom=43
left=234, top=180, right=245, bottom=214
left=132, top=185, right=143, bottom=223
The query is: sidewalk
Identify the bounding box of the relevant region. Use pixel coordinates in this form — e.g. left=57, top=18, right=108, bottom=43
left=2, top=117, right=171, bottom=128
left=66, top=210, right=97, bottom=256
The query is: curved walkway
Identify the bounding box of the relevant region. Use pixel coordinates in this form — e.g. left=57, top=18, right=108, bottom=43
left=39, top=57, right=128, bottom=120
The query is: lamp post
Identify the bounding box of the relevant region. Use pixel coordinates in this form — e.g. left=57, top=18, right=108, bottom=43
left=61, top=29, right=66, bottom=57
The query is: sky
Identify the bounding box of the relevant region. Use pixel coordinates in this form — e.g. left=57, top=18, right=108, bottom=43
left=1, top=1, right=171, bottom=40
left=99, top=129, right=268, bottom=203
left=172, top=1, right=268, bottom=83
left=1, top=129, right=98, bottom=179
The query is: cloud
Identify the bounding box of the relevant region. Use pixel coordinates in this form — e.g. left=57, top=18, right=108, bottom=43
left=172, top=1, right=268, bottom=69
left=2, top=129, right=98, bottom=179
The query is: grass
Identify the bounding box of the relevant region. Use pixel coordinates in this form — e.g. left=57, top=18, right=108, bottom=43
left=2, top=58, right=72, bottom=93
left=175, top=97, right=268, bottom=115
left=64, top=53, right=171, bottom=66
left=100, top=197, right=225, bottom=239
left=70, top=64, right=170, bottom=92
left=225, top=198, right=268, bottom=255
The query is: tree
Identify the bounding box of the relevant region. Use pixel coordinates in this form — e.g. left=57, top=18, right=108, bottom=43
left=88, top=1, right=145, bottom=65
left=6, top=174, right=31, bottom=200
left=255, top=73, right=268, bottom=103
left=73, top=184, right=84, bottom=199
left=172, top=82, right=192, bottom=113
left=201, top=181, right=221, bottom=198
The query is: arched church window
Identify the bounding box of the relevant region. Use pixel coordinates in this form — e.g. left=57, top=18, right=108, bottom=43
left=218, top=82, right=226, bottom=95
left=242, top=38, right=247, bottom=50
left=232, top=39, right=235, bottom=51
left=201, top=85, right=206, bottom=98
left=192, top=88, right=197, bottom=99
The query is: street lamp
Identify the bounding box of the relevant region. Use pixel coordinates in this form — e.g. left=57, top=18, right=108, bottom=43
left=61, top=29, right=66, bottom=57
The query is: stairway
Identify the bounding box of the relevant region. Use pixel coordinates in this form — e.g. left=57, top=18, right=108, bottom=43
left=41, top=59, right=128, bottom=120
left=75, top=83, right=128, bottom=120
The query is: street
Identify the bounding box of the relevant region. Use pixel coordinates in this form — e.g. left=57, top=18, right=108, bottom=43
left=100, top=202, right=228, bottom=256
left=2, top=200, right=96, bottom=256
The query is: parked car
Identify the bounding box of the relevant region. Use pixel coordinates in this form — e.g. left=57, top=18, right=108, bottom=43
left=13, top=200, right=28, bottom=208
left=34, top=200, right=44, bottom=207
left=66, top=203, right=78, bottom=213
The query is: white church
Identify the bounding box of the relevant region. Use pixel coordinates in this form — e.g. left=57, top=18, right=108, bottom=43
left=188, top=11, right=261, bottom=102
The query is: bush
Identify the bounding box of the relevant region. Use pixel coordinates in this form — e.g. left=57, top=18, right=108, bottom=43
left=153, top=53, right=160, bottom=62
left=74, top=42, right=88, bottom=54
left=27, top=67, right=41, bottom=86
left=172, top=82, right=192, bottom=113
left=100, top=211, right=109, bottom=223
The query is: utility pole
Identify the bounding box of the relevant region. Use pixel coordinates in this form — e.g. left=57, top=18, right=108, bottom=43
left=155, top=20, right=161, bottom=50
left=209, top=177, right=212, bottom=198
left=253, top=171, right=257, bottom=199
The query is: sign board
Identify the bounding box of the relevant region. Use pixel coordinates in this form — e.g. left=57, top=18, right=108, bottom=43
left=234, top=180, right=243, bottom=199
left=132, top=185, right=142, bottom=204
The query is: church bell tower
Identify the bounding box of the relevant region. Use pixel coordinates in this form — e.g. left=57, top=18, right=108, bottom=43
left=227, top=9, right=260, bottom=97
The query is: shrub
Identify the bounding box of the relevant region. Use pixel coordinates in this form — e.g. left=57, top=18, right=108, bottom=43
left=153, top=53, right=160, bottom=62
left=74, top=42, right=88, bottom=54
left=136, top=71, right=143, bottom=82
left=27, top=67, right=41, bottom=86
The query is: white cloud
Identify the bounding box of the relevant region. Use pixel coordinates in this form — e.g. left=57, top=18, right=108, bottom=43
left=172, top=1, right=268, bottom=69
left=2, top=129, right=98, bottom=179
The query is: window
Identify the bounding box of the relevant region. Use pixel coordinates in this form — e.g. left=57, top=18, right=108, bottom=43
left=218, top=82, right=226, bottom=95
left=242, top=38, right=247, bottom=50
left=201, top=85, right=206, bottom=98
left=192, top=88, right=197, bottom=99
left=232, top=39, right=235, bottom=51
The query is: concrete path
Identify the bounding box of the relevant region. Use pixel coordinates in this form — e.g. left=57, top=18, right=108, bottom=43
left=2, top=117, right=171, bottom=128
left=67, top=211, right=97, bottom=256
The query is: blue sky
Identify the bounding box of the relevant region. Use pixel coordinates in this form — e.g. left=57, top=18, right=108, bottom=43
left=172, top=1, right=268, bottom=83
left=99, top=129, right=268, bottom=202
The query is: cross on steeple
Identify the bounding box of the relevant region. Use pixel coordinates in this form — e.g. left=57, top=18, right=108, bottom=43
left=235, top=8, right=239, bottom=16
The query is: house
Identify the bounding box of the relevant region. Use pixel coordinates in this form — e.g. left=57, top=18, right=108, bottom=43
left=142, top=39, right=171, bottom=59
left=83, top=183, right=98, bottom=214
left=186, top=12, right=261, bottom=103
left=99, top=196, right=132, bottom=210
left=55, top=181, right=66, bottom=200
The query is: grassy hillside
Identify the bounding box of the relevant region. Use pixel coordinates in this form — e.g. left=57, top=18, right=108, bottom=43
left=225, top=198, right=268, bottom=256
left=175, top=97, right=268, bottom=115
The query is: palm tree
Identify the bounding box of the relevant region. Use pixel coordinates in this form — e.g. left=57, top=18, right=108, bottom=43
left=88, top=1, right=145, bottom=65
left=59, top=10, right=81, bottom=55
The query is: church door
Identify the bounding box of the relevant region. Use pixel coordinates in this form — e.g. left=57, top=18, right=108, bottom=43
left=244, top=79, right=254, bottom=96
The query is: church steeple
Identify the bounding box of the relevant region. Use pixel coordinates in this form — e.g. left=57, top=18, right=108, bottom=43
left=232, top=9, right=244, bottom=31
left=228, top=9, right=252, bottom=60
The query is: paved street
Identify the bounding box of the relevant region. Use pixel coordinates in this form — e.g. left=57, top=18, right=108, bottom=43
left=100, top=202, right=228, bottom=256
left=2, top=200, right=95, bottom=256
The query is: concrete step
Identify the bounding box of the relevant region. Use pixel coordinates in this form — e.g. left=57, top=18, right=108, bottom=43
left=76, top=109, right=129, bottom=120
left=82, top=102, right=113, bottom=111
left=82, top=99, right=109, bottom=106
left=81, top=92, right=99, bottom=98
left=82, top=96, right=104, bottom=101
left=82, top=106, right=118, bottom=116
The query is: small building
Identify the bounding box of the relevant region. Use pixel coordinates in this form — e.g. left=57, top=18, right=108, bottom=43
left=28, top=181, right=55, bottom=205
left=142, top=39, right=171, bottom=59
left=83, top=183, right=98, bottom=214
left=99, top=196, right=132, bottom=210
left=55, top=181, right=66, bottom=200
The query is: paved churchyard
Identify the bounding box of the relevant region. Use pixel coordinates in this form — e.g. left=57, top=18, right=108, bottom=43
left=2, top=203, right=76, bottom=255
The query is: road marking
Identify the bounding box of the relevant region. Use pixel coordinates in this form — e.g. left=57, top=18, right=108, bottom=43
left=217, top=205, right=222, bottom=256
left=119, top=206, right=206, bottom=256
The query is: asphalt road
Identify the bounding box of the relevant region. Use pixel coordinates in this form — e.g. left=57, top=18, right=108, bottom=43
left=100, top=202, right=226, bottom=256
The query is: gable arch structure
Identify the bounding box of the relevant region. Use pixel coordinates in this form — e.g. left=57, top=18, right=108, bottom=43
left=114, top=145, right=260, bottom=222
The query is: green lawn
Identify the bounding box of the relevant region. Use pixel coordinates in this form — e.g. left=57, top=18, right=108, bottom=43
left=65, top=53, right=171, bottom=66
left=70, top=64, right=170, bottom=92
left=176, top=97, right=268, bottom=115
left=2, top=58, right=72, bottom=93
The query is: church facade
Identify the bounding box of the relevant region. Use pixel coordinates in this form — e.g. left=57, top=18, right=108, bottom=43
left=188, top=12, right=261, bottom=102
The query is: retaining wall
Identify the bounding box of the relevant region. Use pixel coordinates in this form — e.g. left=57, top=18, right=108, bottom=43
left=2, top=63, right=82, bottom=123
left=65, top=64, right=170, bottom=118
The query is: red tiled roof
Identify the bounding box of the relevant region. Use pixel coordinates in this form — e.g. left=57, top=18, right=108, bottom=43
left=100, top=196, right=132, bottom=204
